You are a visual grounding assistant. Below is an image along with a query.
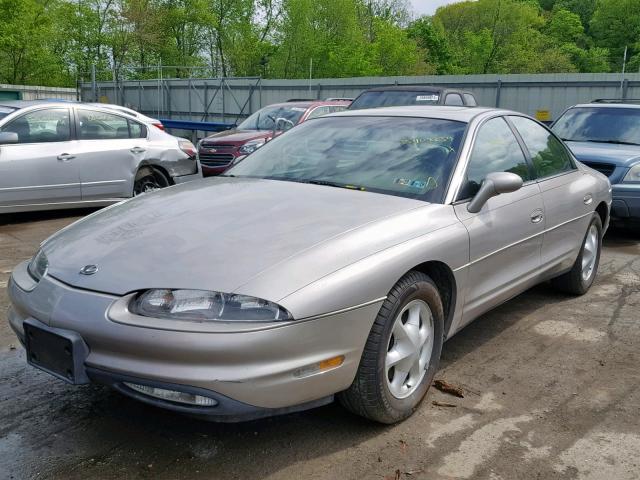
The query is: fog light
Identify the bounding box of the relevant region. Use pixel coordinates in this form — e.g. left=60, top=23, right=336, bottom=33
left=124, top=382, right=218, bottom=407
left=293, top=355, right=345, bottom=378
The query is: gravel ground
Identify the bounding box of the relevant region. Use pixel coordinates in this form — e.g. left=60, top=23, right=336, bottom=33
left=1, top=209, right=639, bottom=480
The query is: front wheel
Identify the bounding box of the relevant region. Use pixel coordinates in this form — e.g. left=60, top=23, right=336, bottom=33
left=339, top=271, right=444, bottom=424
left=551, top=213, right=602, bottom=295
left=133, top=167, right=170, bottom=196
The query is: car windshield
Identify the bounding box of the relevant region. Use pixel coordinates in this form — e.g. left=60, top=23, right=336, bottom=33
left=226, top=116, right=467, bottom=203
left=349, top=91, right=440, bottom=110
left=0, top=106, right=17, bottom=121
left=552, top=107, right=640, bottom=146
left=237, top=105, right=307, bottom=131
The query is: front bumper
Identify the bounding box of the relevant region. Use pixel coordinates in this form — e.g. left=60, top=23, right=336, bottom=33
left=611, top=184, right=640, bottom=221
left=7, top=261, right=379, bottom=417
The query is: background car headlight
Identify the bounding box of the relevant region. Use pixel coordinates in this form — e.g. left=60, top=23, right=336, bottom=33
left=129, top=289, right=293, bottom=322
left=27, top=249, right=48, bottom=281
left=238, top=139, right=266, bottom=155
left=623, top=163, right=640, bottom=183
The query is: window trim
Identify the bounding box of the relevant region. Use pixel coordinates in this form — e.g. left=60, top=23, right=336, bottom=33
left=74, top=106, right=149, bottom=141
left=0, top=106, right=74, bottom=145
left=506, top=114, right=577, bottom=182
left=453, top=115, right=534, bottom=203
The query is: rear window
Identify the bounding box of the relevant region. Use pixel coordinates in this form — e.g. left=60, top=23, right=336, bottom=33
left=349, top=90, right=440, bottom=110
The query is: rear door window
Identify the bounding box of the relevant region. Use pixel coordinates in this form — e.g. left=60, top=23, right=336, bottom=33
left=464, top=94, right=477, bottom=106
left=509, top=116, right=575, bottom=179
left=77, top=109, right=131, bottom=140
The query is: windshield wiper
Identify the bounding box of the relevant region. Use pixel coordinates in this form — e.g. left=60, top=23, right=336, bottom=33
left=583, top=139, right=640, bottom=146
left=304, top=179, right=366, bottom=191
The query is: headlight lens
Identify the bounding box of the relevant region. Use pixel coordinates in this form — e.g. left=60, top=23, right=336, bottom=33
left=27, top=249, right=48, bottom=281
left=238, top=138, right=266, bottom=155
left=623, top=163, right=640, bottom=183
left=129, top=289, right=293, bottom=322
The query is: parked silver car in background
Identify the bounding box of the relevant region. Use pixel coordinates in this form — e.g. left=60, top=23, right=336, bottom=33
left=8, top=107, right=611, bottom=424
left=0, top=100, right=201, bottom=214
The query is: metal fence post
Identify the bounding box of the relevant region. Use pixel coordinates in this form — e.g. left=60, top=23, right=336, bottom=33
left=622, top=78, right=629, bottom=100
left=495, top=79, right=502, bottom=108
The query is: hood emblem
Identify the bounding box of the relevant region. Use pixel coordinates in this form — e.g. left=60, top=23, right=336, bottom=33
left=79, top=264, right=98, bottom=275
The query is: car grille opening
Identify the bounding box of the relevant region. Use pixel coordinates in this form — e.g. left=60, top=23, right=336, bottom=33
left=199, top=153, right=234, bottom=167
left=200, top=143, right=236, bottom=149
left=582, top=161, right=616, bottom=177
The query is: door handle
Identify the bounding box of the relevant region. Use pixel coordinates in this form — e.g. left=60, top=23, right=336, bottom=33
left=57, top=153, right=75, bottom=162
left=130, top=147, right=146, bottom=154
left=583, top=194, right=593, bottom=205
left=530, top=210, right=544, bottom=224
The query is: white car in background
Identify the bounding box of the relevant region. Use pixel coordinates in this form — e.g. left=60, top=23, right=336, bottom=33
left=0, top=100, right=201, bottom=214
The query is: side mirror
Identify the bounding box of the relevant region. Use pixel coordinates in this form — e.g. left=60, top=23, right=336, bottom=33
left=467, top=172, right=523, bottom=213
left=275, top=117, right=295, bottom=132
left=0, top=131, right=19, bottom=145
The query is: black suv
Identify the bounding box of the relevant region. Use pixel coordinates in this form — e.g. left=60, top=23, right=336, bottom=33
left=348, top=86, right=477, bottom=110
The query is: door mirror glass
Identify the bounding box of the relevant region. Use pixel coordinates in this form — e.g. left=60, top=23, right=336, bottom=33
left=275, top=117, right=295, bottom=132
left=0, top=131, right=19, bottom=144
left=467, top=172, right=523, bottom=213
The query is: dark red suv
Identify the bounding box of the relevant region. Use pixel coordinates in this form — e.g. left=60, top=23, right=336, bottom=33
left=198, top=100, right=351, bottom=176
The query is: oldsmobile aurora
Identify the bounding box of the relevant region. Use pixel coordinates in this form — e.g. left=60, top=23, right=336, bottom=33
left=8, top=107, right=611, bottom=423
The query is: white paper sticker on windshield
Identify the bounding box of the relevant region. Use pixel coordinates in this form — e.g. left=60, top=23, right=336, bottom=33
left=290, top=107, right=307, bottom=112
left=416, top=95, right=439, bottom=102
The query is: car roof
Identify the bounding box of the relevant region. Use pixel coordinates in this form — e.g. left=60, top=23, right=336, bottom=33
left=359, top=85, right=473, bottom=94
left=268, top=100, right=351, bottom=109
left=0, top=99, right=75, bottom=109
left=326, top=105, right=503, bottom=123
left=570, top=103, right=640, bottom=110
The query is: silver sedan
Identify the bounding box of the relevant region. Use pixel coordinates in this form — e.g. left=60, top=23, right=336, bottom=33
left=7, top=106, right=611, bottom=423
left=0, top=100, right=201, bottom=214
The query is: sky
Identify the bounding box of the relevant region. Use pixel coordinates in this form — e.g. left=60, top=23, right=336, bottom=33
left=409, top=0, right=463, bottom=16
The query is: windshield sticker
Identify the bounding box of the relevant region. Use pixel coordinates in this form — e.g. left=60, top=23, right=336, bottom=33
left=400, top=136, right=455, bottom=152
left=416, top=95, right=439, bottom=102
left=394, top=177, right=438, bottom=191
left=290, top=107, right=307, bottom=112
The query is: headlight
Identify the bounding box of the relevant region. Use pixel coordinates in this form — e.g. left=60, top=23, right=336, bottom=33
left=623, top=163, right=640, bottom=183
left=129, top=289, right=293, bottom=322
left=27, top=249, right=48, bottom=281
left=238, top=139, right=266, bottom=155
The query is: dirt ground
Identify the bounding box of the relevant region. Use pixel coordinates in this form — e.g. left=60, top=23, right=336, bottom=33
left=1, top=209, right=639, bottom=480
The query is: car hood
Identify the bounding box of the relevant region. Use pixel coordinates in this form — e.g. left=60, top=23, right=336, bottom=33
left=566, top=141, right=640, bottom=167
left=203, top=129, right=272, bottom=144
left=43, top=177, right=430, bottom=298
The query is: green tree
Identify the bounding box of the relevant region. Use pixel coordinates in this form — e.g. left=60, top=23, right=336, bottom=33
left=590, top=0, right=640, bottom=69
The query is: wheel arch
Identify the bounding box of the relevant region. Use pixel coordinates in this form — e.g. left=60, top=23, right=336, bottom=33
left=406, top=260, right=457, bottom=338
left=595, top=201, right=608, bottom=230
left=136, top=161, right=174, bottom=186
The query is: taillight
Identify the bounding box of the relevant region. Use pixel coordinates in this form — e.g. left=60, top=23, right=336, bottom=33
left=153, top=123, right=165, bottom=131
left=178, top=139, right=197, bottom=157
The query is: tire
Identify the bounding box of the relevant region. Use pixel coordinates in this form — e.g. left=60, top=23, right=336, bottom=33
left=551, top=213, right=602, bottom=295
left=339, top=271, right=444, bottom=424
left=133, top=167, right=170, bottom=196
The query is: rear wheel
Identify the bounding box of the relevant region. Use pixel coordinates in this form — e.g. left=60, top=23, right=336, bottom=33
left=551, top=213, right=602, bottom=295
left=133, top=167, right=169, bottom=196
left=339, top=271, right=444, bottom=424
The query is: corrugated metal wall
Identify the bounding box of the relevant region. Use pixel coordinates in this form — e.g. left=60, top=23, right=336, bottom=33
left=0, top=84, right=78, bottom=101
left=81, top=73, right=640, bottom=125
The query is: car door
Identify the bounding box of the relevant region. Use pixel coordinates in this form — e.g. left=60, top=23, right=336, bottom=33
left=0, top=107, right=81, bottom=208
left=453, top=116, right=544, bottom=326
left=73, top=108, right=147, bottom=200
left=507, top=116, right=594, bottom=273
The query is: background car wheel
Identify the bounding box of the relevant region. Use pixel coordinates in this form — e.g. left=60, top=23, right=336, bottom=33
left=133, top=167, right=170, bottom=196
left=339, top=271, right=444, bottom=424
left=551, top=213, right=603, bottom=295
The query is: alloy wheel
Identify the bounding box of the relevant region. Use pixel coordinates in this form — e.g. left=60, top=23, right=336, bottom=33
left=385, top=299, right=434, bottom=399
